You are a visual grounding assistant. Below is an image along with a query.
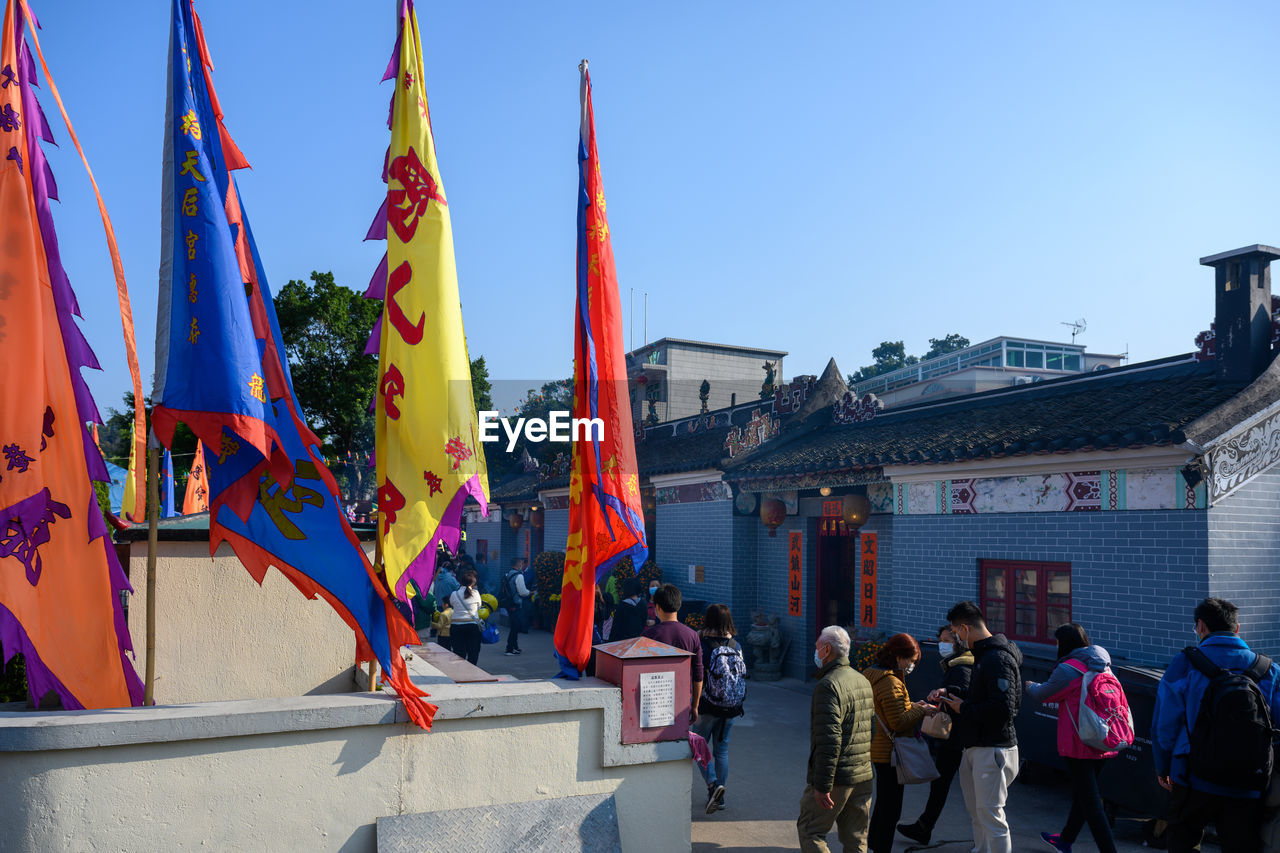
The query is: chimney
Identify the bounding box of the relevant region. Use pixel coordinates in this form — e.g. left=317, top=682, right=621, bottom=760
left=1199, top=244, right=1280, bottom=383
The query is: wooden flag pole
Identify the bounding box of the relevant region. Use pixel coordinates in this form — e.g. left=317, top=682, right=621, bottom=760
left=143, top=444, right=160, bottom=705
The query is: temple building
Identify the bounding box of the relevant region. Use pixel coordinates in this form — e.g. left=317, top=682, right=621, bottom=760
left=472, top=244, right=1280, bottom=679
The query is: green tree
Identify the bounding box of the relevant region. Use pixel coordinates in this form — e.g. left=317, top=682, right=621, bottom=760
left=275, top=271, right=380, bottom=500
left=848, top=340, right=918, bottom=384
left=470, top=356, right=493, bottom=413
left=847, top=334, right=970, bottom=385
left=923, top=334, right=970, bottom=360
left=273, top=270, right=496, bottom=500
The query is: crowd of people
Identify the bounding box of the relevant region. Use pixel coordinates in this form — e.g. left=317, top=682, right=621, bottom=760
left=800, top=596, right=1280, bottom=853
left=416, top=557, right=1280, bottom=853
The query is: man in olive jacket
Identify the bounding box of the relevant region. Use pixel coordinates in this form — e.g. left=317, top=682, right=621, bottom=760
left=798, top=625, right=876, bottom=853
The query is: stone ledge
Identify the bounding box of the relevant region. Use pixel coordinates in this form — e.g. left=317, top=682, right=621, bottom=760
left=0, top=676, right=692, bottom=768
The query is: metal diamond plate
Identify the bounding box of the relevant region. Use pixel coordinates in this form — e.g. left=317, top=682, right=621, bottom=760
left=376, top=793, right=621, bottom=853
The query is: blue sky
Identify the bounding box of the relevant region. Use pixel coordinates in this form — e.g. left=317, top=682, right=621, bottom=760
left=28, top=1, right=1280, bottom=418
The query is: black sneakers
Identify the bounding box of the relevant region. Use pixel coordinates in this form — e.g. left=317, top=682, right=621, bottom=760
left=705, top=783, right=725, bottom=815
left=897, top=822, right=931, bottom=845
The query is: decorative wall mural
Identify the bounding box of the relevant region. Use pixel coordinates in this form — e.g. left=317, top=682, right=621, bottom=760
left=724, top=409, right=780, bottom=458
left=1209, top=409, right=1280, bottom=502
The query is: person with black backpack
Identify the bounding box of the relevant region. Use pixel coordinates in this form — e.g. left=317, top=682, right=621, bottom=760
left=692, top=604, right=747, bottom=815
left=500, top=558, right=531, bottom=656
left=1153, top=597, right=1280, bottom=853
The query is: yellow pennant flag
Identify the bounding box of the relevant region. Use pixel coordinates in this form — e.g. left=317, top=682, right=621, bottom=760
left=182, top=440, right=209, bottom=514
left=121, top=422, right=139, bottom=522
left=374, top=4, right=489, bottom=601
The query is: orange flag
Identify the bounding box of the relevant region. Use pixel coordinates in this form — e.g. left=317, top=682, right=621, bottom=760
left=183, top=441, right=210, bottom=514
left=0, top=0, right=142, bottom=708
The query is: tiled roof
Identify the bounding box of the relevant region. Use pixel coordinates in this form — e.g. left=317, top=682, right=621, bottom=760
left=724, top=355, right=1244, bottom=480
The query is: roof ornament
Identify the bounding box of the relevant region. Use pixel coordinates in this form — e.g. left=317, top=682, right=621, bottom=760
left=833, top=391, right=883, bottom=425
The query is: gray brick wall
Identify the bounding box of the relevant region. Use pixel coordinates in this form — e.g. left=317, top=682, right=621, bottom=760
left=754, top=515, right=816, bottom=679
left=466, top=518, right=505, bottom=590
left=654, top=499, right=736, bottom=609
left=544, top=508, right=569, bottom=554
left=890, top=510, right=1209, bottom=666
left=1208, top=465, right=1280, bottom=657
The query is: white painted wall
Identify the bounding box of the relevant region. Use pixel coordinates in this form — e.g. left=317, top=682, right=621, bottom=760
left=0, top=678, right=692, bottom=852
left=126, top=539, right=362, bottom=704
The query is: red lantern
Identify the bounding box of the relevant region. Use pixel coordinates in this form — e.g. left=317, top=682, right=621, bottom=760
left=508, top=511, right=524, bottom=531
left=529, top=507, right=545, bottom=529
left=760, top=498, right=786, bottom=537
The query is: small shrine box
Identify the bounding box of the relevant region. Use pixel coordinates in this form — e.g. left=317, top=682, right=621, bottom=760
left=593, top=636, right=693, bottom=744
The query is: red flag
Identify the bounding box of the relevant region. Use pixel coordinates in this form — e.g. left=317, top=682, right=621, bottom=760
left=554, top=62, right=648, bottom=671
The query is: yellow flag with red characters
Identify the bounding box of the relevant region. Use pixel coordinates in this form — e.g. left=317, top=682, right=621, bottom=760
left=369, top=1, right=488, bottom=601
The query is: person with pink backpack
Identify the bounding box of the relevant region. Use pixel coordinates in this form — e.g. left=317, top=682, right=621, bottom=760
left=1026, top=623, right=1133, bottom=853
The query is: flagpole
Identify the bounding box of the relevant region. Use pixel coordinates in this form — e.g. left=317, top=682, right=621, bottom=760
left=144, top=444, right=160, bottom=705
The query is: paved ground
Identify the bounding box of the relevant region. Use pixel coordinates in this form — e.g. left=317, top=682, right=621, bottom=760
left=449, top=626, right=1165, bottom=852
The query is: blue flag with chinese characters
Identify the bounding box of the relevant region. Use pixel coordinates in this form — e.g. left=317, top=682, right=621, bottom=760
left=149, top=0, right=436, bottom=728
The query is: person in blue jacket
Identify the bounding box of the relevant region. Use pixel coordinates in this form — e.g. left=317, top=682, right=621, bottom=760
left=1152, top=597, right=1280, bottom=853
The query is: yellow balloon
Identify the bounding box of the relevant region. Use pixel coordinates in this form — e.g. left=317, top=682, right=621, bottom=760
left=479, top=606, right=491, bottom=620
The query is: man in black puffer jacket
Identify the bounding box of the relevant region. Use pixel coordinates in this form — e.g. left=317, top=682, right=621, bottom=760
left=941, top=601, right=1023, bottom=853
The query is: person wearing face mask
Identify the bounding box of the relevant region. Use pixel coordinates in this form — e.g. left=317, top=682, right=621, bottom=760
left=798, top=625, right=875, bottom=853
left=646, top=580, right=660, bottom=627
left=1151, top=597, right=1280, bottom=853
left=1025, top=622, right=1120, bottom=853
left=865, top=633, right=936, bottom=853
left=939, top=601, right=1023, bottom=853
left=898, top=626, right=974, bottom=845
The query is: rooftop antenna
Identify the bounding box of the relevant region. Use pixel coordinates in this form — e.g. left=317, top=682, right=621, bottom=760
left=1061, top=318, right=1087, bottom=344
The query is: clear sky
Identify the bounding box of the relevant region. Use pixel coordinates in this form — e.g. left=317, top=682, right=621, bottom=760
left=26, top=1, right=1280, bottom=418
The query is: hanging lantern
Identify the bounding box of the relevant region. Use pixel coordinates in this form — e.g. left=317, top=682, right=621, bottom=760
left=529, top=506, right=545, bottom=529
left=842, top=494, right=871, bottom=530
left=509, top=510, right=524, bottom=531
left=760, top=497, right=786, bottom=537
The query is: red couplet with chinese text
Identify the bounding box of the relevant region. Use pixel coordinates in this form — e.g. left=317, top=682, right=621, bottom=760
left=860, top=532, right=878, bottom=628
left=788, top=531, right=803, bottom=617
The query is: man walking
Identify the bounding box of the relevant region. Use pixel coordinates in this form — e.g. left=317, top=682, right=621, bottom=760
left=642, top=584, right=703, bottom=725
left=940, top=601, right=1022, bottom=853
left=797, top=625, right=874, bottom=853
left=1152, top=597, right=1280, bottom=853
left=501, top=557, right=531, bottom=656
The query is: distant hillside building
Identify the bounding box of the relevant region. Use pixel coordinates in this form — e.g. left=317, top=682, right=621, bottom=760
left=853, top=336, right=1126, bottom=408
left=626, top=338, right=786, bottom=424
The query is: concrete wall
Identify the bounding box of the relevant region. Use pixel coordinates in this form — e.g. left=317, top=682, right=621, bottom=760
left=1209, top=465, right=1280, bottom=656
left=663, top=346, right=782, bottom=421
left=888, top=510, right=1209, bottom=666
left=0, top=675, right=691, bottom=852
left=126, top=540, right=360, bottom=705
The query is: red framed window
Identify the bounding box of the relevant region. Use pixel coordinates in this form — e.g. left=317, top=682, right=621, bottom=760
left=979, top=560, right=1071, bottom=644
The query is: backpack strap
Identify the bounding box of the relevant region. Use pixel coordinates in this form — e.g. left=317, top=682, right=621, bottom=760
left=1183, top=646, right=1224, bottom=679
left=1246, top=652, right=1273, bottom=684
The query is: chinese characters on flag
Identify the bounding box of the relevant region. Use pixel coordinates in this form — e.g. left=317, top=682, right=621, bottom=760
left=788, top=531, right=803, bottom=617
left=860, top=532, right=878, bottom=628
